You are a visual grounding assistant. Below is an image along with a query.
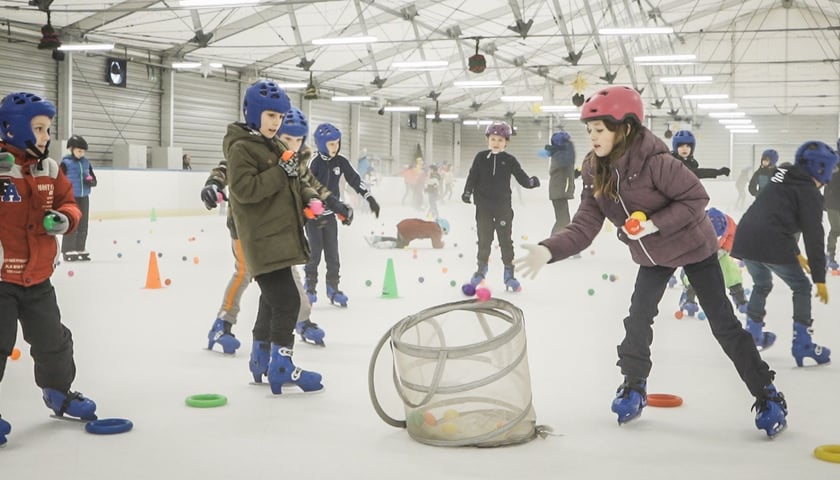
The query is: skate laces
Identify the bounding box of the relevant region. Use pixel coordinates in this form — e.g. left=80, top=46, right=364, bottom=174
left=55, top=391, right=86, bottom=415
left=616, top=379, right=646, bottom=399
left=300, top=319, right=320, bottom=331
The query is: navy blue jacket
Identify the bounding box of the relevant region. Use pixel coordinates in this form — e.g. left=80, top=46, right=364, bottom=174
left=731, top=163, right=826, bottom=283
left=548, top=143, right=576, bottom=200
left=463, top=150, right=534, bottom=208
left=308, top=153, right=369, bottom=202
left=824, top=168, right=840, bottom=211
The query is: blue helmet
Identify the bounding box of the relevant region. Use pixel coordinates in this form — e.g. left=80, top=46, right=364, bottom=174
left=242, top=80, right=291, bottom=131
left=706, top=207, right=728, bottom=238
left=435, top=217, right=450, bottom=234
left=314, top=123, right=341, bottom=156
left=795, top=141, right=839, bottom=185
left=278, top=107, right=308, bottom=141
left=761, top=149, right=779, bottom=166
left=672, top=130, right=695, bottom=155
left=0, top=92, right=56, bottom=153
left=551, top=131, right=571, bottom=147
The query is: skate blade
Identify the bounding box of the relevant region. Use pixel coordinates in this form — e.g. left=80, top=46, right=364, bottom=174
left=204, top=347, right=238, bottom=356
left=794, top=359, right=831, bottom=368
left=765, top=423, right=787, bottom=439
left=50, top=414, right=97, bottom=423
left=251, top=382, right=326, bottom=395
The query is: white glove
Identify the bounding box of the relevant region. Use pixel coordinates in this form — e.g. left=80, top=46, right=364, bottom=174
left=622, top=220, right=659, bottom=240
left=513, top=244, right=552, bottom=280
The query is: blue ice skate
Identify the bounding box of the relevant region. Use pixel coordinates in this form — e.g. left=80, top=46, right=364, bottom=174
left=745, top=317, right=776, bottom=351
left=678, top=291, right=699, bottom=316
left=304, top=280, right=317, bottom=305
left=327, top=285, right=348, bottom=307
left=503, top=265, right=521, bottom=292
left=792, top=323, right=831, bottom=367
left=729, top=284, right=749, bottom=314
left=469, top=263, right=488, bottom=287
left=42, top=388, right=97, bottom=421
left=267, top=345, right=324, bottom=395
left=0, top=416, right=10, bottom=447
left=753, top=385, right=787, bottom=438
left=827, top=254, right=839, bottom=271
left=249, top=340, right=270, bottom=383
left=207, top=318, right=241, bottom=354
left=611, top=377, right=647, bottom=425
left=296, top=320, right=326, bottom=346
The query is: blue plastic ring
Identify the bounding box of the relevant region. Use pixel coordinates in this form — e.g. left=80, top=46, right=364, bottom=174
left=85, top=418, right=134, bottom=435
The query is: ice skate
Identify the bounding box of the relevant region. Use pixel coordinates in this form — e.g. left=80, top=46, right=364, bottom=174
left=62, top=251, right=81, bottom=262
left=753, top=384, right=787, bottom=438
left=469, top=263, right=488, bottom=287
left=249, top=340, right=270, bottom=383
left=611, top=376, right=647, bottom=424
left=792, top=322, right=831, bottom=367
left=267, top=345, right=324, bottom=395
left=0, top=416, right=10, bottom=447
left=296, top=319, right=326, bottom=346
left=503, top=265, right=521, bottom=292
left=745, top=317, right=776, bottom=351
left=678, top=290, right=699, bottom=316
left=327, top=284, right=348, bottom=307
left=827, top=254, right=839, bottom=271
left=729, top=284, right=749, bottom=314
left=77, top=251, right=91, bottom=261
left=207, top=318, right=241, bottom=354
left=304, top=280, right=317, bottom=305
left=43, top=388, right=97, bottom=421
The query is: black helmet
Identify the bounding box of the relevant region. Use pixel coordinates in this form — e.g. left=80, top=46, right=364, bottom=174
left=67, top=134, right=88, bottom=150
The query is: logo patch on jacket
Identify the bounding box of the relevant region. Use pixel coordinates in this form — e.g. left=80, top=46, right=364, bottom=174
left=1, top=181, right=22, bottom=202
left=332, top=166, right=341, bottom=176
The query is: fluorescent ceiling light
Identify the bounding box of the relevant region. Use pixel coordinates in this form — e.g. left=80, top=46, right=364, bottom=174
left=540, top=105, right=578, bottom=112
left=725, top=123, right=754, bottom=129
left=501, top=95, right=543, bottom=102
left=718, top=119, right=752, bottom=125
left=660, top=76, right=713, bottom=84
left=172, top=61, right=222, bottom=69
left=331, top=96, right=372, bottom=102
left=463, top=120, right=493, bottom=126
left=383, top=106, right=421, bottom=112
left=274, top=83, right=307, bottom=89
left=392, top=61, right=448, bottom=69
left=453, top=80, right=502, bottom=88
left=634, top=54, right=696, bottom=64
left=708, top=111, right=746, bottom=118
left=697, top=103, right=738, bottom=109
left=599, top=27, right=673, bottom=35
left=563, top=113, right=582, bottom=119
left=57, top=43, right=114, bottom=51
left=683, top=94, right=729, bottom=100
left=425, top=113, right=459, bottom=119
left=729, top=129, right=759, bottom=134
left=180, top=0, right=260, bottom=5
left=312, top=36, right=377, bottom=46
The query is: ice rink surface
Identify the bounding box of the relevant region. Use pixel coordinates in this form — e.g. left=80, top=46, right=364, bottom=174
left=2, top=176, right=839, bottom=479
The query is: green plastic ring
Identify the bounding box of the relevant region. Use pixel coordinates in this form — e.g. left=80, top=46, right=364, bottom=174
left=185, top=393, right=228, bottom=408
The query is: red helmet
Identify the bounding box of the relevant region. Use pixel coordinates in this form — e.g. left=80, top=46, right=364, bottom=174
left=485, top=121, right=512, bottom=140
left=580, top=86, right=644, bottom=124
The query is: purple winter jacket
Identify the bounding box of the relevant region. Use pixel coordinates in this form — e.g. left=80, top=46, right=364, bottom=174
left=539, top=127, right=718, bottom=268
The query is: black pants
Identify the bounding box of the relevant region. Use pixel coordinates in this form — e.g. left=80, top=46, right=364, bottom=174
left=618, top=253, right=773, bottom=397
left=0, top=280, right=76, bottom=392
left=475, top=204, right=514, bottom=267
left=62, top=196, right=89, bottom=253
left=304, top=215, right=340, bottom=288
left=551, top=198, right=571, bottom=235
left=253, top=268, right=300, bottom=347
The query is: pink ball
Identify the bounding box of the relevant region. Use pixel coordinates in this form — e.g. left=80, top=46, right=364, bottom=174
left=217, top=192, right=224, bottom=203
left=67, top=270, right=75, bottom=277
left=308, top=199, right=324, bottom=215
left=475, top=287, right=491, bottom=302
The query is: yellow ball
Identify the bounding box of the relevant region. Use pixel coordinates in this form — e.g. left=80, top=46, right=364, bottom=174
left=630, top=211, right=647, bottom=221
left=441, top=423, right=458, bottom=435
left=443, top=409, right=460, bottom=420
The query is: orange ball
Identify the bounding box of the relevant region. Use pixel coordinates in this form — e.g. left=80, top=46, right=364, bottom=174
left=10, top=347, right=21, bottom=360
left=674, top=310, right=684, bottom=319
left=423, top=411, right=437, bottom=426
left=193, top=257, right=200, bottom=264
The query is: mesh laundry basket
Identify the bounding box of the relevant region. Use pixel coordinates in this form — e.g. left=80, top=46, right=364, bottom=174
left=369, top=298, right=547, bottom=447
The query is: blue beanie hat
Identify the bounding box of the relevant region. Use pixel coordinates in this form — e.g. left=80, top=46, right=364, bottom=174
left=706, top=207, right=728, bottom=238
left=795, top=141, right=839, bottom=185
left=761, top=149, right=778, bottom=166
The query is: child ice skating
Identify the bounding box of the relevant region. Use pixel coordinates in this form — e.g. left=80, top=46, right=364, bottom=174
left=59, top=134, right=97, bottom=261
left=670, top=130, right=730, bottom=179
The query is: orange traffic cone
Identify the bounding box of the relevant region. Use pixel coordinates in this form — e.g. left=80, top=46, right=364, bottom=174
left=144, top=251, right=162, bottom=289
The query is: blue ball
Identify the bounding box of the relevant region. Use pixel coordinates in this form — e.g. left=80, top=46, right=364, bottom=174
left=461, top=283, right=476, bottom=296
left=698, top=312, right=706, bottom=320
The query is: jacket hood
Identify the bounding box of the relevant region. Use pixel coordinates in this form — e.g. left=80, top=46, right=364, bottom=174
left=777, top=163, right=816, bottom=187
left=223, top=122, right=266, bottom=159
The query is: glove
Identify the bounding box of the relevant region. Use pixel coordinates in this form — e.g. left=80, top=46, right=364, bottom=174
left=200, top=184, right=227, bottom=210
left=43, top=210, right=69, bottom=235
left=528, top=176, right=540, bottom=188
left=325, top=196, right=354, bottom=225
left=574, top=169, right=581, bottom=179
left=0, top=152, right=13, bottom=173
left=718, top=167, right=731, bottom=177
left=513, top=244, right=552, bottom=280
left=797, top=254, right=811, bottom=274
left=622, top=220, right=659, bottom=240
left=461, top=192, right=472, bottom=204
left=366, top=195, right=380, bottom=218
left=815, top=283, right=829, bottom=304
left=83, top=175, right=97, bottom=187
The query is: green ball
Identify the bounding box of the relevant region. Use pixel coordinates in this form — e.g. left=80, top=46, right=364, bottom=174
left=450, top=280, right=457, bottom=287
left=602, top=273, right=608, bottom=280
left=587, top=288, right=595, bottom=296
left=365, top=280, right=372, bottom=287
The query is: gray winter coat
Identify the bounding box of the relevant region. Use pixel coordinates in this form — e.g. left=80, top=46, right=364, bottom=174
left=548, top=143, right=576, bottom=200
left=539, top=127, right=718, bottom=268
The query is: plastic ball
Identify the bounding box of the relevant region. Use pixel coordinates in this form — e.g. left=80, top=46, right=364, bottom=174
left=164, top=278, right=172, bottom=286
left=462, top=283, right=476, bottom=296
left=609, top=274, right=617, bottom=282
left=117, top=253, right=123, bottom=258
left=10, top=347, right=21, bottom=360
left=136, top=240, right=141, bottom=244
left=443, top=409, right=460, bottom=420
left=412, top=254, right=418, bottom=260
left=418, top=276, right=425, bottom=283
left=630, top=211, right=647, bottom=221
left=193, top=257, right=200, bottom=264
left=182, top=256, right=188, bottom=261
left=423, top=411, right=437, bottom=426
left=450, top=280, right=457, bottom=287
left=602, top=273, right=609, bottom=280
left=832, top=270, right=840, bottom=276
left=476, top=287, right=491, bottom=301
left=521, top=235, right=528, bottom=241
left=365, top=280, right=372, bottom=287
left=590, top=250, right=596, bottom=255
left=157, top=252, right=163, bottom=258
left=437, top=258, right=443, bottom=263
left=453, top=243, right=458, bottom=248
left=408, top=410, right=425, bottom=428
left=458, top=253, right=463, bottom=258
left=112, top=240, right=117, bottom=245
left=674, top=310, right=684, bottom=319
left=68, top=270, right=75, bottom=277
left=587, top=288, right=595, bottom=296
left=441, top=423, right=458, bottom=435
left=698, top=312, right=706, bottom=320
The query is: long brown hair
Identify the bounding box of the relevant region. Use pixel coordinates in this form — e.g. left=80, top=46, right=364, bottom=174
left=588, top=118, right=640, bottom=201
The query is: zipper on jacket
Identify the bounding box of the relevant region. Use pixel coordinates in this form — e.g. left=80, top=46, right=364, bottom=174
left=615, top=168, right=657, bottom=266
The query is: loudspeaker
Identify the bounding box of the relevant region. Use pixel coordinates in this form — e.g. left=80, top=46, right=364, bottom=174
left=408, top=113, right=418, bottom=129
left=106, top=58, right=127, bottom=87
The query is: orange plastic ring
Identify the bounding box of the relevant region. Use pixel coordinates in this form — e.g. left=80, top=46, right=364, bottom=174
left=647, top=393, right=683, bottom=408
left=814, top=445, right=840, bottom=463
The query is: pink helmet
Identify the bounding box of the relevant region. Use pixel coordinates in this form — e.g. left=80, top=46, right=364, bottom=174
left=580, top=86, right=644, bottom=124
left=485, top=121, right=512, bottom=140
